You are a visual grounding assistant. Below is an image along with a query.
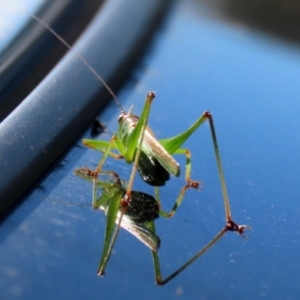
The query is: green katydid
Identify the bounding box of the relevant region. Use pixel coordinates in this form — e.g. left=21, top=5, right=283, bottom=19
left=30, top=14, right=197, bottom=278
left=75, top=167, right=250, bottom=285
left=32, top=14, right=251, bottom=281
left=31, top=14, right=199, bottom=209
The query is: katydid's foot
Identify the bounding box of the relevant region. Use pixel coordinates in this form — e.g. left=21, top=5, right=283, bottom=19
left=98, top=270, right=105, bottom=276
left=226, top=219, right=251, bottom=238
left=78, top=166, right=99, bottom=178
left=187, top=179, right=202, bottom=190
left=76, top=166, right=100, bottom=179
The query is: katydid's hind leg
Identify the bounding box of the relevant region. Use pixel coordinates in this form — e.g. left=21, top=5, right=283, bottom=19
left=203, top=111, right=251, bottom=236
left=156, top=111, right=251, bottom=285
left=154, top=221, right=251, bottom=286
left=202, top=111, right=251, bottom=231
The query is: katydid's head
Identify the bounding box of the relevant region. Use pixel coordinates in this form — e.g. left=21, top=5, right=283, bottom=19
left=117, top=106, right=139, bottom=127
left=117, top=92, right=155, bottom=124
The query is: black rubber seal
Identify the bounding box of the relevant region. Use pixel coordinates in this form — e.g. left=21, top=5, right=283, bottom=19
left=0, top=0, right=104, bottom=121
left=0, top=0, right=170, bottom=213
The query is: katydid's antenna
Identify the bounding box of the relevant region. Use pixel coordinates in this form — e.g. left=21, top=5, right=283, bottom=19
left=30, top=14, right=125, bottom=113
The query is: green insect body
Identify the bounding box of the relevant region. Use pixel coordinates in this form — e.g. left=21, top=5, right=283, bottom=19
left=118, top=109, right=180, bottom=178
left=31, top=14, right=251, bottom=285
left=83, top=95, right=202, bottom=188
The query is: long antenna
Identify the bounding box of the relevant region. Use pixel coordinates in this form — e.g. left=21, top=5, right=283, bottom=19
left=30, top=14, right=125, bottom=113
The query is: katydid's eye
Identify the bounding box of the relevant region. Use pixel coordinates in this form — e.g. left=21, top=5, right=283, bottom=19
left=118, top=114, right=124, bottom=122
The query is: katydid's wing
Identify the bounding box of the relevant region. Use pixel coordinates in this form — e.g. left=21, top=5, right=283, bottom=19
left=99, top=190, right=160, bottom=251
left=141, top=128, right=180, bottom=177
left=117, top=215, right=160, bottom=252
left=137, top=127, right=170, bottom=186
left=98, top=204, right=160, bottom=252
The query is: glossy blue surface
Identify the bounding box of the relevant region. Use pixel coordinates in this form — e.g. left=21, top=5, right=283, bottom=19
left=0, top=1, right=45, bottom=53
left=1, top=0, right=300, bottom=299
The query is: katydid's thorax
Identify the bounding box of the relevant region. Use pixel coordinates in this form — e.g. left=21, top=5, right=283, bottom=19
left=117, top=112, right=139, bottom=145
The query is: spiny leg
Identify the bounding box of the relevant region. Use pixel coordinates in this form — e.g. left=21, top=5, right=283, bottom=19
left=151, top=111, right=250, bottom=285
left=153, top=218, right=251, bottom=286
left=203, top=111, right=250, bottom=230
left=161, top=111, right=250, bottom=228
left=154, top=227, right=227, bottom=285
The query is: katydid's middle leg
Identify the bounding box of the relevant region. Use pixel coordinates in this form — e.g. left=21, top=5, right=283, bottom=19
left=173, top=147, right=202, bottom=189
left=154, top=185, right=196, bottom=218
